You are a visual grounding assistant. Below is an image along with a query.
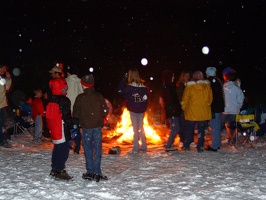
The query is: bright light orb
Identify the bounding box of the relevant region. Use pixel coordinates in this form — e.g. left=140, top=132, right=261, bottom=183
left=202, top=46, right=210, bottom=55
left=89, top=67, right=94, bottom=72
left=141, top=58, right=148, bottom=66
left=13, top=68, right=21, bottom=76
left=150, top=77, right=153, bottom=81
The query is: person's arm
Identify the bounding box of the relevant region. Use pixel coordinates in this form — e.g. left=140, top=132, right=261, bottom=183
left=5, top=71, right=12, bottom=91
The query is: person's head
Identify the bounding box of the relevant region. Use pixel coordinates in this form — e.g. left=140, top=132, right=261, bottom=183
left=223, top=73, right=235, bottom=82
left=235, top=78, right=241, bottom=88
left=81, top=74, right=94, bottom=89
left=205, top=67, right=216, bottom=78
left=192, top=70, right=204, bottom=81
left=34, top=89, right=42, bottom=98
left=178, top=70, right=190, bottom=83
left=49, top=66, right=62, bottom=79
left=128, top=68, right=142, bottom=84
left=222, top=67, right=236, bottom=82
left=162, top=70, right=174, bottom=84
left=49, top=78, right=68, bottom=95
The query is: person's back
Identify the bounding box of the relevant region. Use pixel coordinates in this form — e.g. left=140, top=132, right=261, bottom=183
left=223, top=80, right=244, bottom=114
left=65, top=66, right=83, bottom=112
left=221, top=67, right=244, bottom=146
left=181, top=70, right=213, bottom=152
left=73, top=74, right=109, bottom=182
left=48, top=77, right=73, bottom=181
left=182, top=78, right=212, bottom=121
left=74, top=87, right=108, bottom=128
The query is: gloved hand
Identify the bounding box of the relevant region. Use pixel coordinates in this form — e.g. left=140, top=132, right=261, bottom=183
left=70, top=125, right=78, bottom=140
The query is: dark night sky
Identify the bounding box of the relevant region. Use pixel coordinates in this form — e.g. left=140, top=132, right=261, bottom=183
left=0, top=0, right=265, bottom=105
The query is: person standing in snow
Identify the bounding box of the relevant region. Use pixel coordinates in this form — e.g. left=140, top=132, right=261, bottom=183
left=65, top=65, right=83, bottom=154
left=221, top=67, right=244, bottom=146
left=48, top=77, right=74, bottom=180
left=160, top=70, right=182, bottom=151
left=32, top=88, right=45, bottom=143
left=204, top=67, right=225, bottom=151
left=73, top=74, right=109, bottom=182
left=176, top=70, right=191, bottom=147
left=181, top=70, right=213, bottom=152
left=0, top=65, right=12, bottom=148
left=118, top=68, right=148, bottom=153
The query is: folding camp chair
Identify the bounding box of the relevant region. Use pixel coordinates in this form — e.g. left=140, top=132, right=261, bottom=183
left=235, top=114, right=259, bottom=148
left=14, top=115, right=34, bottom=136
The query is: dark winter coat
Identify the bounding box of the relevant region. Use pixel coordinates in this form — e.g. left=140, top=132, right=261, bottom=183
left=73, top=88, right=109, bottom=129
left=118, top=78, right=148, bottom=113
left=160, top=83, right=182, bottom=118
left=207, top=76, right=225, bottom=113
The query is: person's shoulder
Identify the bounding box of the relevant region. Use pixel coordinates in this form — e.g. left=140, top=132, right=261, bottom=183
left=186, top=81, right=196, bottom=86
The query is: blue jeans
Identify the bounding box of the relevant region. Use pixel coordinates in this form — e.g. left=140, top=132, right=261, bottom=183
left=82, top=127, right=103, bottom=175
left=0, top=107, right=7, bottom=143
left=129, top=112, right=147, bottom=152
left=166, top=116, right=180, bottom=148
left=51, top=141, right=70, bottom=171
left=209, top=113, right=222, bottom=149
left=34, top=115, right=43, bottom=140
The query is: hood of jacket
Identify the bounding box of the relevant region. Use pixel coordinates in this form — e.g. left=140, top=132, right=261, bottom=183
left=223, top=81, right=236, bottom=90
left=66, top=74, right=80, bottom=83
left=186, top=80, right=210, bottom=90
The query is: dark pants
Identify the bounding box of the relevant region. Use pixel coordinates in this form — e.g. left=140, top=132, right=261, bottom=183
left=179, top=114, right=186, bottom=143
left=51, top=141, right=70, bottom=171
left=0, top=107, right=7, bottom=143
left=183, top=120, right=208, bottom=150
left=73, top=118, right=81, bottom=152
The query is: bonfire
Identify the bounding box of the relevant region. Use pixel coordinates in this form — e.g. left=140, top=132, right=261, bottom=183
left=108, top=108, right=162, bottom=144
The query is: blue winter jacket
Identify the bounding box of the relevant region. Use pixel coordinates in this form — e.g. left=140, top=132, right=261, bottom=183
left=118, top=78, right=148, bottom=113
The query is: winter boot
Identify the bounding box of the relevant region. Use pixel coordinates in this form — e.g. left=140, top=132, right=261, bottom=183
left=52, top=170, right=73, bottom=180
left=95, top=174, right=108, bottom=182
left=82, top=172, right=94, bottom=180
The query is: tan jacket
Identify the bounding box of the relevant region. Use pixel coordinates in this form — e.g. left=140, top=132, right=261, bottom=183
left=0, top=78, right=12, bottom=109
left=181, top=80, right=213, bottom=121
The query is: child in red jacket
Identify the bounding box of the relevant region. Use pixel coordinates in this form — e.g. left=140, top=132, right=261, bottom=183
left=32, top=89, right=44, bottom=143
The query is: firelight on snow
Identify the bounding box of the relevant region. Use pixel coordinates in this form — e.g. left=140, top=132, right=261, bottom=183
left=108, top=108, right=161, bottom=144
left=141, top=58, right=148, bottom=66
left=202, top=46, right=210, bottom=55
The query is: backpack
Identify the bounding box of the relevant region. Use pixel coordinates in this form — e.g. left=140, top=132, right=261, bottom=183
left=46, top=102, right=63, bottom=140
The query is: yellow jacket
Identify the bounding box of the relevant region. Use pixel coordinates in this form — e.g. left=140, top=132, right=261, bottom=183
left=181, top=80, right=213, bottom=121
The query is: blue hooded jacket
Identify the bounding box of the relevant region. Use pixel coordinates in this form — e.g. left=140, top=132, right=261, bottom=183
left=118, top=77, right=148, bottom=113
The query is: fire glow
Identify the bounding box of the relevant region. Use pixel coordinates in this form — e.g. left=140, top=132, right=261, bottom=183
left=109, top=108, right=162, bottom=145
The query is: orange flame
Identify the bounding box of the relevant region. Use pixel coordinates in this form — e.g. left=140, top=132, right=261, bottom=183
left=109, top=108, right=162, bottom=144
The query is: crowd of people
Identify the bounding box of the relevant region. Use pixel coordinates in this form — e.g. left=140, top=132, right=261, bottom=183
left=160, top=66, right=245, bottom=152
left=0, top=63, right=109, bottom=181
left=0, top=61, right=255, bottom=181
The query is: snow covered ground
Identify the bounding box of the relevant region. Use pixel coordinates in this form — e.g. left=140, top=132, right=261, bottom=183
left=1, top=125, right=266, bottom=200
